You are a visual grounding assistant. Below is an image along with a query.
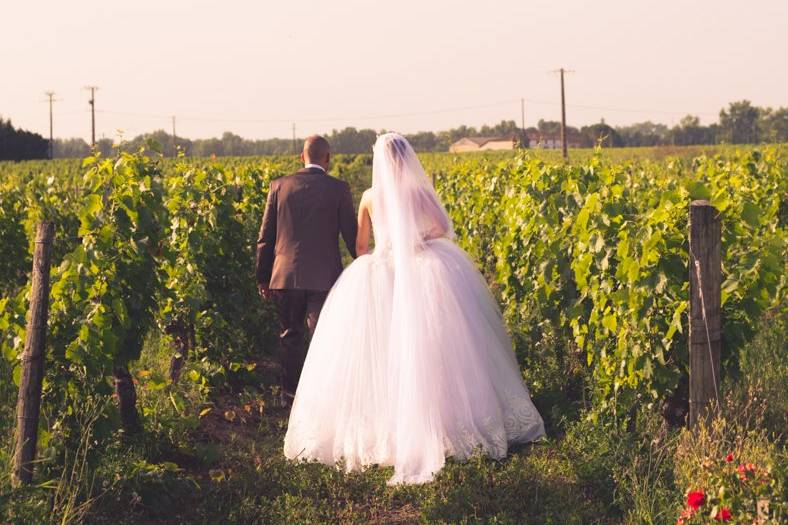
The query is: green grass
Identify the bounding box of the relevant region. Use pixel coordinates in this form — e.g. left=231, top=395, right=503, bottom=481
left=1, top=310, right=785, bottom=524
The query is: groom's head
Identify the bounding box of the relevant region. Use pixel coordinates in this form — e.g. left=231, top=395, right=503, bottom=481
left=302, top=135, right=331, bottom=171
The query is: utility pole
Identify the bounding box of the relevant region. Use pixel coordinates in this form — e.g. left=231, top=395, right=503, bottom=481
left=44, top=92, right=56, bottom=160
left=520, top=98, right=526, bottom=149
left=560, top=69, right=567, bottom=159
left=84, top=86, right=98, bottom=147
left=521, top=98, right=525, bottom=131
left=171, top=115, right=177, bottom=156
left=552, top=68, right=573, bottom=159
left=292, top=123, right=297, bottom=155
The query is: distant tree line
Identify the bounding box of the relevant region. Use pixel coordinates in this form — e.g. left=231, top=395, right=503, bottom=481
left=74, top=100, right=781, bottom=157
left=49, top=120, right=529, bottom=158
left=530, top=100, right=787, bottom=149
left=1, top=100, right=786, bottom=161
left=0, top=118, right=48, bottom=160
left=583, top=101, right=788, bottom=148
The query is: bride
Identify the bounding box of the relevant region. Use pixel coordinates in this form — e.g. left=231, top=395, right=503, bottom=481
left=283, top=133, right=545, bottom=484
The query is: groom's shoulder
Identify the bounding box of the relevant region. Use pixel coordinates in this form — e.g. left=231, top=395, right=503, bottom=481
left=270, top=171, right=301, bottom=187
left=325, top=173, right=350, bottom=188
left=311, top=172, right=350, bottom=192
left=275, top=170, right=349, bottom=191
left=266, top=175, right=285, bottom=192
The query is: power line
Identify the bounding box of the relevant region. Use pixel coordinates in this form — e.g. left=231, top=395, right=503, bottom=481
left=93, top=97, right=715, bottom=129
left=53, top=110, right=91, bottom=116
left=523, top=97, right=718, bottom=117
left=94, top=99, right=522, bottom=124
left=96, top=109, right=174, bottom=119
left=307, top=100, right=522, bottom=122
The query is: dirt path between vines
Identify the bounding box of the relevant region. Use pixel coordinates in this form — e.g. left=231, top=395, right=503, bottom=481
left=154, top=355, right=421, bottom=524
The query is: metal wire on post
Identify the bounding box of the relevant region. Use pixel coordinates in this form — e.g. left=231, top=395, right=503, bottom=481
left=692, top=256, right=720, bottom=408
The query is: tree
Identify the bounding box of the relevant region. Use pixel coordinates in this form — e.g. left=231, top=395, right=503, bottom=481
left=479, top=120, right=520, bottom=137
left=670, top=115, right=716, bottom=146
left=581, top=119, right=624, bottom=147
left=537, top=119, right=563, bottom=135
left=616, top=121, right=671, bottom=147
left=96, top=138, right=114, bottom=158
left=53, top=138, right=91, bottom=158
left=405, top=131, right=441, bottom=152
left=435, top=125, right=478, bottom=151
left=325, top=127, right=378, bottom=154
left=759, top=107, right=788, bottom=143
left=719, top=100, right=761, bottom=144
left=0, top=118, right=48, bottom=160
left=221, top=132, right=250, bottom=156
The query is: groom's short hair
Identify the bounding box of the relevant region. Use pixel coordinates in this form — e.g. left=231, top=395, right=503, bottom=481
left=303, top=135, right=330, bottom=163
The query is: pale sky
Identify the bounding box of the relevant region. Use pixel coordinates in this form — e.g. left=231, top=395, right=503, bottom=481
left=2, top=0, right=786, bottom=142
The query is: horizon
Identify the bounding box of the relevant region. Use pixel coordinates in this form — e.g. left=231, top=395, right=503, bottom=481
left=3, top=1, right=786, bottom=142
left=22, top=102, right=770, bottom=146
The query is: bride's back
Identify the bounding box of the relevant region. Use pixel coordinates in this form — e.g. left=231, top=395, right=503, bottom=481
left=369, top=134, right=453, bottom=254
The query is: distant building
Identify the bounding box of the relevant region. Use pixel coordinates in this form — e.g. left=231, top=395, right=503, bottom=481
left=449, top=135, right=518, bottom=153
left=525, top=129, right=583, bottom=149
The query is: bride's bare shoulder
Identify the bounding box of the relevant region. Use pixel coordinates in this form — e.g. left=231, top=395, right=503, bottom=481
left=360, top=188, right=373, bottom=209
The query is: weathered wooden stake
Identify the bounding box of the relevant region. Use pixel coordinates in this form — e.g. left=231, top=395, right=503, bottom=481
left=167, top=321, right=194, bottom=384
left=431, top=171, right=437, bottom=189
left=114, top=366, right=141, bottom=434
left=168, top=338, right=187, bottom=384
left=13, top=221, right=55, bottom=485
left=689, top=200, right=722, bottom=427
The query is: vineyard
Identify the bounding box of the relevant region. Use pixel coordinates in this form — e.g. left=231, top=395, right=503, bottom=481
left=0, top=145, right=785, bottom=523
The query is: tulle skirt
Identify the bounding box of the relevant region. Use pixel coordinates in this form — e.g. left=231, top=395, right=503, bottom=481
left=283, top=238, right=545, bottom=484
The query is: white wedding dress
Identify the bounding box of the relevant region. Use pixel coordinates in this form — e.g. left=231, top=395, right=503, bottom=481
left=283, top=133, right=545, bottom=484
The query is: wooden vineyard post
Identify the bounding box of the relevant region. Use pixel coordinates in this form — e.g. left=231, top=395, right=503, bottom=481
left=114, top=367, right=142, bottom=434
left=13, top=221, right=55, bottom=485
left=688, top=201, right=722, bottom=428
left=432, top=171, right=437, bottom=189
left=167, top=321, right=194, bottom=384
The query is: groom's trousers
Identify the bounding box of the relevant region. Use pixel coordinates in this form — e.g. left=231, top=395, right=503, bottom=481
left=272, top=289, right=329, bottom=397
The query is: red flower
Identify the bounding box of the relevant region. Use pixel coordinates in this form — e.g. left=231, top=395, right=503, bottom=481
left=714, top=507, right=732, bottom=521
left=737, top=463, right=755, bottom=481
left=687, top=490, right=705, bottom=509
left=725, top=453, right=734, bottom=463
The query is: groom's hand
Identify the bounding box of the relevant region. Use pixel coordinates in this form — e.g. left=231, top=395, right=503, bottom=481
left=258, top=283, right=272, bottom=300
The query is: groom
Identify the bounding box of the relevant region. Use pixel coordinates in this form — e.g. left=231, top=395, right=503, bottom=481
left=256, top=135, right=358, bottom=406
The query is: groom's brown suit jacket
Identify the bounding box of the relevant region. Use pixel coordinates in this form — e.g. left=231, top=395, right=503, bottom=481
left=256, top=167, right=357, bottom=291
